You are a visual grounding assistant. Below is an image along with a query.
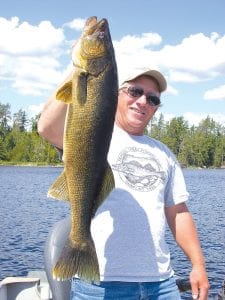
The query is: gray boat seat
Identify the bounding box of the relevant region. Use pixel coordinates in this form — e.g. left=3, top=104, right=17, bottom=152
left=44, top=216, right=71, bottom=300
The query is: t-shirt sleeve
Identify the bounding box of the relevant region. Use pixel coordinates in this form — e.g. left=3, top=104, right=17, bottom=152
left=164, top=156, right=189, bottom=207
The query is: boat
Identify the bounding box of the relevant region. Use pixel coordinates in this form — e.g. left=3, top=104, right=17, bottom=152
left=1, top=216, right=224, bottom=300
left=218, top=280, right=225, bottom=300
left=0, top=217, right=71, bottom=300
left=0, top=270, right=51, bottom=300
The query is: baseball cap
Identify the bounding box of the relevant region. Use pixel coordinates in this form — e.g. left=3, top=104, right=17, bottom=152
left=120, top=69, right=167, bottom=93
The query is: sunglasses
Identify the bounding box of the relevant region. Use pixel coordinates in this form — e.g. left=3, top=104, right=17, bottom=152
left=122, top=85, right=161, bottom=106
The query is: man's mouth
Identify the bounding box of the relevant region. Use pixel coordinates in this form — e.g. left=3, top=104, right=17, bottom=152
left=130, top=107, right=145, bottom=115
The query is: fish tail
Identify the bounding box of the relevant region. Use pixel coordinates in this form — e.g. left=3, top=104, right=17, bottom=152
left=53, top=238, right=100, bottom=283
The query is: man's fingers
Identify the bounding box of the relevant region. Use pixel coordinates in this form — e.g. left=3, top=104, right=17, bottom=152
left=198, top=287, right=209, bottom=300
left=191, top=283, right=209, bottom=299
left=191, top=279, right=199, bottom=299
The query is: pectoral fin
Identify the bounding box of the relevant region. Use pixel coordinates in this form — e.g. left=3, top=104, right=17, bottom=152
left=56, top=69, right=87, bottom=105
left=47, top=171, right=69, bottom=201
left=75, top=72, right=87, bottom=105
left=56, top=81, right=73, bottom=104
left=92, top=163, right=115, bottom=216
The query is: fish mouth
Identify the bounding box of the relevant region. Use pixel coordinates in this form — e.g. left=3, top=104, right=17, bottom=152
left=84, top=17, right=108, bottom=38
left=85, top=16, right=98, bottom=27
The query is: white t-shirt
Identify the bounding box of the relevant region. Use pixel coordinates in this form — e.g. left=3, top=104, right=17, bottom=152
left=91, top=125, right=189, bottom=282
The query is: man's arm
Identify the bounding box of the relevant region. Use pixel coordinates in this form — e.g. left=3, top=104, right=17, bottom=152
left=37, top=71, right=73, bottom=149
left=165, top=202, right=210, bottom=300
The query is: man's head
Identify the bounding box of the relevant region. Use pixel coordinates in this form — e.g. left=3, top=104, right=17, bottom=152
left=116, top=69, right=167, bottom=135
left=120, top=69, right=167, bottom=93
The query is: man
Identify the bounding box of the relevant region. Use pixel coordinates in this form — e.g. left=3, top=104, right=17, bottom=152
left=38, top=69, right=209, bottom=300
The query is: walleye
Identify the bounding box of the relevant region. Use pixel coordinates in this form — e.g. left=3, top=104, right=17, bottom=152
left=47, top=16, right=118, bottom=282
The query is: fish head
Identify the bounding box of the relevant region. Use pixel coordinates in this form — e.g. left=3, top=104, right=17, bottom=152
left=72, top=17, right=114, bottom=74
left=82, top=17, right=111, bottom=57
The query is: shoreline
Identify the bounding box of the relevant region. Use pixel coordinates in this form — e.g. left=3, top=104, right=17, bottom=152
left=0, top=162, right=224, bottom=169
left=0, top=162, right=63, bottom=167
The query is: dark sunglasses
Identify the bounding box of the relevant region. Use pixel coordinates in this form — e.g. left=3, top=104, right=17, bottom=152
left=123, top=86, right=161, bottom=106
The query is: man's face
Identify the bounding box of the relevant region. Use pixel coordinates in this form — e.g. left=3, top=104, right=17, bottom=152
left=115, top=75, right=161, bottom=135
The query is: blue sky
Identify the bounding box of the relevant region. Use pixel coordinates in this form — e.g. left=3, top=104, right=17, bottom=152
left=1, top=0, right=225, bottom=126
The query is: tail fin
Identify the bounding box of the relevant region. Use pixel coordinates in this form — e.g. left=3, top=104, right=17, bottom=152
left=53, top=237, right=100, bottom=283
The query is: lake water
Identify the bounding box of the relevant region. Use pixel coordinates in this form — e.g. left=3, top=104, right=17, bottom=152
left=0, top=166, right=224, bottom=299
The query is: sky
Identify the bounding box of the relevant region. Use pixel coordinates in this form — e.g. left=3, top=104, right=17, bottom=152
left=1, top=0, right=225, bottom=126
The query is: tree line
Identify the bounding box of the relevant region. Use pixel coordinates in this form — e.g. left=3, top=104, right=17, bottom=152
left=0, top=103, right=60, bottom=164
left=148, top=114, right=225, bottom=168
left=0, top=102, right=224, bottom=167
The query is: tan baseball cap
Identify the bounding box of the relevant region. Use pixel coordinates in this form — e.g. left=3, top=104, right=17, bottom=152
left=121, top=69, right=167, bottom=93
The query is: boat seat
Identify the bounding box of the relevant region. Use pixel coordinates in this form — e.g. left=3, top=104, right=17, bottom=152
left=0, top=277, right=42, bottom=300
left=44, top=216, right=71, bottom=300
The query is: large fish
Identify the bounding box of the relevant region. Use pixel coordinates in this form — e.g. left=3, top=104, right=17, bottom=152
left=47, top=16, right=118, bottom=282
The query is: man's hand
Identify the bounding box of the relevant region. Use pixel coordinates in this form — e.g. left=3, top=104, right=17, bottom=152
left=190, top=264, right=210, bottom=299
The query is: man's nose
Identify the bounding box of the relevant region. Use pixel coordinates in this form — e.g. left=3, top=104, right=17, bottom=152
left=136, top=94, right=148, bottom=105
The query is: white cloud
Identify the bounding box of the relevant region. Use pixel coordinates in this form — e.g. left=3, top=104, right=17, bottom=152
left=183, top=112, right=225, bottom=126
left=28, top=102, right=45, bottom=117
left=1, top=16, right=225, bottom=105
left=155, top=112, right=225, bottom=126
left=13, top=65, right=73, bottom=97
left=182, top=112, right=207, bottom=126
left=0, top=17, right=67, bottom=96
left=114, top=31, right=225, bottom=90
left=160, top=32, right=225, bottom=82
left=63, top=18, right=86, bottom=31
left=13, top=56, right=63, bottom=94
left=165, top=84, right=178, bottom=96
left=114, top=33, right=162, bottom=54
left=13, top=79, right=54, bottom=96
left=204, top=84, right=225, bottom=100
left=114, top=33, right=163, bottom=85
left=155, top=111, right=175, bottom=122
left=169, top=70, right=202, bottom=83
left=0, top=17, right=64, bottom=55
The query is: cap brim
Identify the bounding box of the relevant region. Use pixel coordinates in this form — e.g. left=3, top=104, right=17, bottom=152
left=121, top=69, right=167, bottom=93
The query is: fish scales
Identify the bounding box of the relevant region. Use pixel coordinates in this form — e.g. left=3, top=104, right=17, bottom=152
left=47, top=16, right=118, bottom=282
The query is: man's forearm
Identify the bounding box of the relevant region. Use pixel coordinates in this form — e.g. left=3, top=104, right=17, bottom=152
left=37, top=71, right=73, bottom=148
left=171, top=210, right=205, bottom=266
left=165, top=203, right=209, bottom=299
left=38, top=96, right=67, bottom=149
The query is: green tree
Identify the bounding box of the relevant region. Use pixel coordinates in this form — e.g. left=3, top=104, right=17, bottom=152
left=13, top=109, right=28, bottom=132
left=30, top=113, right=41, bottom=132
left=213, top=125, right=225, bottom=167
left=0, top=109, right=224, bottom=167
left=31, top=132, right=60, bottom=164
left=149, top=113, right=166, bottom=140
left=0, top=102, right=11, bottom=138
left=5, top=130, right=17, bottom=153
left=177, top=126, right=195, bottom=167
left=195, top=117, right=217, bottom=167
left=7, top=131, right=28, bottom=162
left=162, top=117, right=189, bottom=157
left=0, top=136, right=8, bottom=160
